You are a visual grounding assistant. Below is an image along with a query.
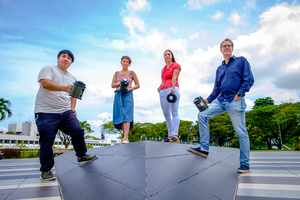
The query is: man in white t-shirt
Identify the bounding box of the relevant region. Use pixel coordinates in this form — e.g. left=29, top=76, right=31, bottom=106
left=34, top=50, right=97, bottom=181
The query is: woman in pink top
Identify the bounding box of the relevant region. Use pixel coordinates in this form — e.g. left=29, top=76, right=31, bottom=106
left=157, top=50, right=181, bottom=143
left=111, top=56, right=140, bottom=144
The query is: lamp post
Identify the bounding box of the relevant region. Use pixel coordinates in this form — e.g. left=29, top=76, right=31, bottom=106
left=278, top=124, right=283, bottom=150
left=101, top=117, right=111, bottom=146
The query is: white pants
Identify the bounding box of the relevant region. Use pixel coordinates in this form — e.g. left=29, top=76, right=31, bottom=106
left=159, top=87, right=180, bottom=137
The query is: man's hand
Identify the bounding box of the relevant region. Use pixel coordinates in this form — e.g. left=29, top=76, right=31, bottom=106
left=233, top=95, right=241, bottom=100
left=204, top=99, right=209, bottom=104
left=64, top=85, right=73, bottom=93
left=71, top=108, right=77, bottom=117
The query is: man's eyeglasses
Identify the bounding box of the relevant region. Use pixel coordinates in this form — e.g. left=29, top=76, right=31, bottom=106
left=222, top=45, right=232, bottom=48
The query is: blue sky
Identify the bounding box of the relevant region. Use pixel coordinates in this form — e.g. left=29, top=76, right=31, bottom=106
left=1, top=0, right=300, bottom=140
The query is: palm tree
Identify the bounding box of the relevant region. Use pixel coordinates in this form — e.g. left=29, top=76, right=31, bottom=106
left=80, top=121, right=94, bottom=135
left=0, top=98, right=12, bottom=121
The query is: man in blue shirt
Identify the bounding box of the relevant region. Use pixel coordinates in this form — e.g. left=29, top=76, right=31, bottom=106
left=188, top=38, right=254, bottom=173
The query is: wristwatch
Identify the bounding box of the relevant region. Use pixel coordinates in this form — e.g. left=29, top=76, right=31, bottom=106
left=237, top=93, right=242, bottom=97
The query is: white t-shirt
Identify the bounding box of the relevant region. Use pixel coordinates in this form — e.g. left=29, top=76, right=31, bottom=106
left=34, top=65, right=77, bottom=113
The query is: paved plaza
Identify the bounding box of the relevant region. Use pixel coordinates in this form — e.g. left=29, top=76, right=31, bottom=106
left=0, top=146, right=299, bottom=200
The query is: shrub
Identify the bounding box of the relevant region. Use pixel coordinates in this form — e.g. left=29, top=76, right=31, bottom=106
left=294, top=141, right=300, bottom=151
left=86, top=144, right=93, bottom=148
left=2, top=148, right=21, bottom=158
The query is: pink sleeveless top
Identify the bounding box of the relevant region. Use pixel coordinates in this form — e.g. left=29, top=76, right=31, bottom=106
left=115, top=71, right=133, bottom=90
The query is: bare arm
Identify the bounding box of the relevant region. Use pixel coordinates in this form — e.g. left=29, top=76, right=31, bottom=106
left=70, top=97, right=77, bottom=117
left=111, top=72, right=120, bottom=88
left=157, top=82, right=162, bottom=92
left=128, top=71, right=140, bottom=92
left=170, top=69, right=180, bottom=93
left=40, top=79, right=72, bottom=93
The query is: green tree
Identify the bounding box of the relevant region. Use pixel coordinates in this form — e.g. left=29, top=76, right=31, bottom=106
left=253, top=97, right=274, bottom=109
left=85, top=135, right=101, bottom=140
left=100, top=120, right=122, bottom=135
left=273, top=102, right=300, bottom=149
left=178, top=120, right=194, bottom=142
left=80, top=121, right=94, bottom=135
left=209, top=112, right=235, bottom=146
left=0, top=98, right=12, bottom=121
left=247, top=101, right=300, bottom=149
left=16, top=142, right=28, bottom=158
left=6, top=131, right=16, bottom=135
left=57, top=130, right=71, bottom=148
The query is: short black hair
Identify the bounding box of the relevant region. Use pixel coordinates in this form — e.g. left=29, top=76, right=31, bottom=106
left=57, top=50, right=74, bottom=63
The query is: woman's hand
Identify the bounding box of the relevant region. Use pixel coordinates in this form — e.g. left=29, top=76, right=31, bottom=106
left=170, top=87, right=175, bottom=94
left=127, top=87, right=133, bottom=92
left=157, top=87, right=161, bottom=92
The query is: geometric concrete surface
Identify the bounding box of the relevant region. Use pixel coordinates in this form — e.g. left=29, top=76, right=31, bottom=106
left=55, top=141, right=241, bottom=200
left=236, top=151, right=300, bottom=200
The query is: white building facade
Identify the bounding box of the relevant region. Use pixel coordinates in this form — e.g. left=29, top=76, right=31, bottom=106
left=1, top=123, right=112, bottom=149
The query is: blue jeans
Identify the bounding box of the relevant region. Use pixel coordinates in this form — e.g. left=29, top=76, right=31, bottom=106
left=198, top=98, right=250, bottom=167
left=35, top=110, right=87, bottom=172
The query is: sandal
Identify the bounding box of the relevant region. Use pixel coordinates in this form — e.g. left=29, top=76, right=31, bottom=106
left=169, top=136, right=179, bottom=143
left=119, top=138, right=129, bottom=144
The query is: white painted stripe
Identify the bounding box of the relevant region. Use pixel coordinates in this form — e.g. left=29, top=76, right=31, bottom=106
left=0, top=168, right=39, bottom=172
left=250, top=161, right=300, bottom=163
left=250, top=164, right=300, bottom=167
left=18, top=182, right=58, bottom=188
left=237, top=188, right=300, bottom=199
left=0, top=182, right=57, bottom=190
left=239, top=183, right=300, bottom=191
left=250, top=157, right=300, bottom=159
left=0, top=172, right=40, bottom=177
left=14, top=196, right=61, bottom=200
left=241, top=173, right=298, bottom=177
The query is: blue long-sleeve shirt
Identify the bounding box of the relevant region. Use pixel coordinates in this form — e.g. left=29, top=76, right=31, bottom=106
left=207, top=55, right=254, bottom=103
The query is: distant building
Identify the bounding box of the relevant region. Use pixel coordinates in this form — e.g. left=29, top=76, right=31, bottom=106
left=22, top=122, right=39, bottom=136
left=8, top=123, right=22, bottom=134
left=0, top=123, right=112, bottom=149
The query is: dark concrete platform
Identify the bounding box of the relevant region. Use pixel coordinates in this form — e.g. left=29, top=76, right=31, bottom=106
left=54, top=141, right=241, bottom=200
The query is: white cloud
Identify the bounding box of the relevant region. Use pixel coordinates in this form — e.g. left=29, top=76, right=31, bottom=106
left=122, top=16, right=145, bottom=36
left=126, top=0, right=150, bottom=11
left=225, top=26, right=239, bottom=37
left=97, top=112, right=112, bottom=120
left=0, top=126, right=7, bottom=132
left=212, top=10, right=224, bottom=20
left=190, top=33, right=199, bottom=40
left=2, top=35, right=24, bottom=40
left=187, top=0, right=219, bottom=10
left=245, top=0, right=256, bottom=8
left=87, top=3, right=300, bottom=125
left=171, top=28, right=177, bottom=33
left=266, top=90, right=300, bottom=104
left=229, top=12, right=242, bottom=25
left=245, top=98, right=254, bottom=110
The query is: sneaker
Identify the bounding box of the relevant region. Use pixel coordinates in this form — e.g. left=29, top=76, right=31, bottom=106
left=40, top=171, right=56, bottom=181
left=237, top=165, right=250, bottom=173
left=187, top=147, right=209, bottom=158
left=78, top=154, right=98, bottom=163
left=169, top=137, right=179, bottom=143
